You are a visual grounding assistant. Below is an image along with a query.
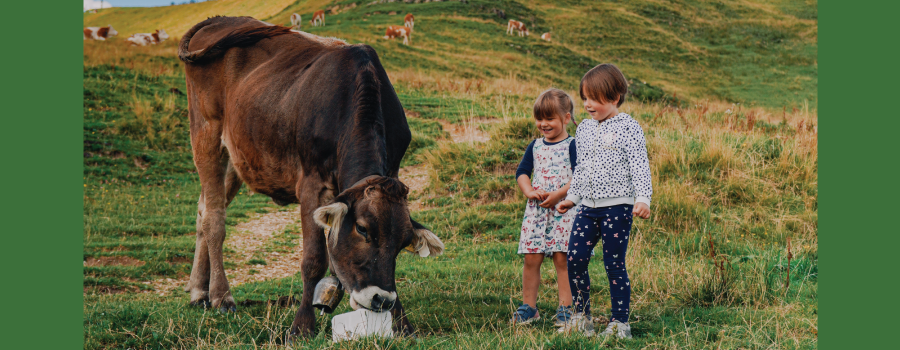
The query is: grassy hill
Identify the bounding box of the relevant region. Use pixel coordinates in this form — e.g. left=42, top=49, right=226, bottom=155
left=85, top=0, right=817, bottom=108
left=82, top=1, right=817, bottom=348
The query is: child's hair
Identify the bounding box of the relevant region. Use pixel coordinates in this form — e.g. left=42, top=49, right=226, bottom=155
left=533, top=88, right=574, bottom=123
left=580, top=63, right=628, bottom=107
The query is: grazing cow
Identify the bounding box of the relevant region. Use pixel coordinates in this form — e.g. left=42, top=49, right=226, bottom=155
left=541, top=32, right=551, bottom=42
left=177, top=16, right=443, bottom=338
left=83, top=25, right=118, bottom=40
left=126, top=29, right=170, bottom=46
left=310, top=10, right=325, bottom=27
left=404, top=13, right=415, bottom=29
left=290, top=13, right=302, bottom=29
left=384, top=25, right=412, bottom=45
left=506, top=20, right=528, bottom=37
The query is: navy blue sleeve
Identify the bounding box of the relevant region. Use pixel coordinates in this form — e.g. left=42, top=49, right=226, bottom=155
left=569, top=140, right=577, bottom=169
left=515, top=140, right=537, bottom=179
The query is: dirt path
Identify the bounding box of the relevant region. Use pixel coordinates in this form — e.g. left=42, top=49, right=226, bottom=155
left=146, top=205, right=304, bottom=296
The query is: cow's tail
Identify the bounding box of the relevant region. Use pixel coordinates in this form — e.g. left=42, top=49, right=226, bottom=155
left=178, top=18, right=292, bottom=64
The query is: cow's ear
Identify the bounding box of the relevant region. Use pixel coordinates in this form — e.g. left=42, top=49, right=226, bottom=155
left=407, top=219, right=444, bottom=257
left=313, top=202, right=348, bottom=247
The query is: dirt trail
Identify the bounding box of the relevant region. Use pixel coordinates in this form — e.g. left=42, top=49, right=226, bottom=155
left=146, top=205, right=304, bottom=296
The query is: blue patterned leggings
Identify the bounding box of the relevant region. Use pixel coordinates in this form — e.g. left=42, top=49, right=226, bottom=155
left=566, top=204, right=633, bottom=322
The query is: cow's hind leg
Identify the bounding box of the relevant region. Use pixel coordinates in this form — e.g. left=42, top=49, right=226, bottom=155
left=289, top=180, right=330, bottom=338
left=186, top=192, right=211, bottom=306
left=186, top=158, right=242, bottom=307
left=191, top=126, right=237, bottom=312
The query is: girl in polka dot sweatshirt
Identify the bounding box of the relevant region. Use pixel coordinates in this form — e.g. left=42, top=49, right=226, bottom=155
left=555, top=63, right=653, bottom=339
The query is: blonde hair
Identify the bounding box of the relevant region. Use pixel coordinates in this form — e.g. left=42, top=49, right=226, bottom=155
left=533, top=88, right=574, bottom=123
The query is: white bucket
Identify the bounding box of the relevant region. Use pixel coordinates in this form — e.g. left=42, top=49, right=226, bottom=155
left=331, top=309, right=393, bottom=342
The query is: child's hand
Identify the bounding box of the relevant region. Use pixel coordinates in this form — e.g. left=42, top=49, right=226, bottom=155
left=633, top=202, right=651, bottom=219
left=526, top=189, right=548, bottom=201
left=556, top=200, right=575, bottom=213
left=539, top=190, right=565, bottom=209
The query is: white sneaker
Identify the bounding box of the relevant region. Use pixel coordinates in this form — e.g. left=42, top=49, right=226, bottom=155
left=556, top=312, right=595, bottom=336
left=598, top=320, right=632, bottom=339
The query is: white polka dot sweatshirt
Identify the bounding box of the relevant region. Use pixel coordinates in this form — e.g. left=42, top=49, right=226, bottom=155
left=565, top=113, right=653, bottom=208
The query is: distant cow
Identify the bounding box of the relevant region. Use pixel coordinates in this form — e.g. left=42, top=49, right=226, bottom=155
left=310, top=10, right=325, bottom=27
left=178, top=16, right=443, bottom=338
left=404, top=13, right=415, bottom=29
left=541, top=32, right=551, bottom=42
left=506, top=20, right=528, bottom=37
left=384, top=25, right=412, bottom=45
left=83, top=25, right=118, bottom=40
left=290, top=13, right=302, bottom=29
left=126, top=29, right=170, bottom=46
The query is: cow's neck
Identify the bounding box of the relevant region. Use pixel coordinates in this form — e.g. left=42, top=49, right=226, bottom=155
left=336, top=125, right=388, bottom=191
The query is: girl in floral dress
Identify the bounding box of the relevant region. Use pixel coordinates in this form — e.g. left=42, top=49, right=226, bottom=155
left=511, top=88, right=580, bottom=326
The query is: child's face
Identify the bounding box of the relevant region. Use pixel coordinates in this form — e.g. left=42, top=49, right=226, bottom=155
left=583, top=93, right=619, bottom=121
left=534, top=113, right=570, bottom=141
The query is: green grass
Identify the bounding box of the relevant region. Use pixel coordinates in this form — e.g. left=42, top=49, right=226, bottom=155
left=82, top=1, right=817, bottom=348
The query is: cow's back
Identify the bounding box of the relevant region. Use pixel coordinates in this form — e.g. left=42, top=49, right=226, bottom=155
left=180, top=17, right=409, bottom=201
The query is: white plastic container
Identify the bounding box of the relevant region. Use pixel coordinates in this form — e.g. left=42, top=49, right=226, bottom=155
left=331, top=309, right=393, bottom=342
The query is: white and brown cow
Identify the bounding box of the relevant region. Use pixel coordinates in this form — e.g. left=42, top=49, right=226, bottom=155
left=384, top=25, right=412, bottom=45
left=541, top=32, right=551, bottom=42
left=83, top=25, right=118, bottom=40
left=506, top=20, right=528, bottom=37
left=404, top=13, right=415, bottom=29
left=126, top=29, right=170, bottom=46
left=290, top=13, right=302, bottom=29
left=310, top=10, right=325, bottom=27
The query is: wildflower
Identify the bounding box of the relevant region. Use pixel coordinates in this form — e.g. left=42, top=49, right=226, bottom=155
left=725, top=109, right=733, bottom=114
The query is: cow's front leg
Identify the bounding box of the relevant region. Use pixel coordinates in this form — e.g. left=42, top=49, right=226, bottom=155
left=289, top=186, right=330, bottom=338
left=391, top=296, right=416, bottom=337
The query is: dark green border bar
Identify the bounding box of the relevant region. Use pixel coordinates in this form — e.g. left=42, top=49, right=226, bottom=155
left=0, top=1, right=83, bottom=348
left=820, top=0, right=899, bottom=348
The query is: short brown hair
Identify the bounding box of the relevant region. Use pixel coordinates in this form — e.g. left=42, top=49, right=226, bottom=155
left=580, top=63, right=628, bottom=107
left=533, top=88, right=574, bottom=123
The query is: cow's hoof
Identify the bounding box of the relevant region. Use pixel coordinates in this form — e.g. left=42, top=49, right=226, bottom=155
left=218, top=305, right=237, bottom=313
left=189, top=299, right=211, bottom=308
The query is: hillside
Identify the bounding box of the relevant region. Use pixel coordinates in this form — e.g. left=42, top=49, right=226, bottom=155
left=84, top=0, right=817, bottom=108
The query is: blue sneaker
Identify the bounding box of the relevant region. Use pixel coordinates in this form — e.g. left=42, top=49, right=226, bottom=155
left=554, top=305, right=573, bottom=327
left=510, top=304, right=540, bottom=325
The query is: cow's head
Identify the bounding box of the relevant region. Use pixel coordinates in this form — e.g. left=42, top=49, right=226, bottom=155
left=106, top=25, right=118, bottom=37
left=312, top=176, right=443, bottom=312
left=156, top=29, right=170, bottom=41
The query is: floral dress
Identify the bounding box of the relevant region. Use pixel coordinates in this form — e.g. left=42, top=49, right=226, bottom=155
left=517, top=137, right=580, bottom=255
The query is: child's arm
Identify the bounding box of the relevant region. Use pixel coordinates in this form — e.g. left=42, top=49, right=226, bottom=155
left=515, top=140, right=548, bottom=201
left=541, top=140, right=577, bottom=209
left=626, top=121, right=653, bottom=219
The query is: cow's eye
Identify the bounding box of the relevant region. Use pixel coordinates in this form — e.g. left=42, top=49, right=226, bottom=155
left=355, top=224, right=367, bottom=238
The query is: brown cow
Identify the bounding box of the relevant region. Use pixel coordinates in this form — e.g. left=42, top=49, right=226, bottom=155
left=83, top=25, right=118, bottom=40
left=506, top=20, right=528, bottom=37
left=310, top=10, right=325, bottom=27
left=177, top=16, right=443, bottom=338
left=404, top=13, right=415, bottom=29
left=541, top=32, right=551, bottom=42
left=384, top=25, right=412, bottom=45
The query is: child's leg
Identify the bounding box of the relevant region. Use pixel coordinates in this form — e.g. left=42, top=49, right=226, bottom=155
left=567, top=207, right=601, bottom=315
left=522, top=253, right=545, bottom=307
left=551, top=252, right=572, bottom=306
left=599, top=205, right=633, bottom=323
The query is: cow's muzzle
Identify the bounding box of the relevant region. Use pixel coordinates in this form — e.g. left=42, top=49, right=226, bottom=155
left=349, top=286, right=397, bottom=312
